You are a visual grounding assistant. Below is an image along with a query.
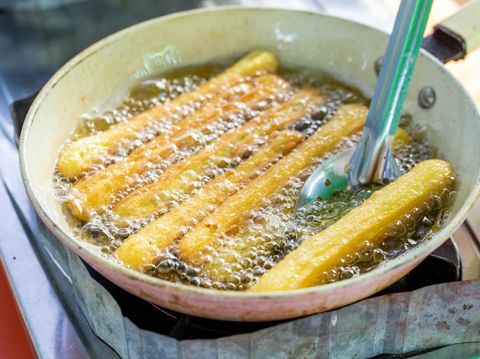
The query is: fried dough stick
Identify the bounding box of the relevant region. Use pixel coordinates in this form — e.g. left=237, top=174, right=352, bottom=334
left=57, top=51, right=278, bottom=178
left=250, top=159, right=454, bottom=291
left=112, top=89, right=325, bottom=220
left=66, top=74, right=289, bottom=220
left=115, top=130, right=304, bottom=269
left=177, top=104, right=369, bottom=264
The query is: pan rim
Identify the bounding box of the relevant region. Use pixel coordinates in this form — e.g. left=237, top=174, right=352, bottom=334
left=19, top=6, right=480, bottom=302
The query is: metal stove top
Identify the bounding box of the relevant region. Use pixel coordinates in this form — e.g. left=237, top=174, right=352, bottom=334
left=1, top=1, right=480, bottom=358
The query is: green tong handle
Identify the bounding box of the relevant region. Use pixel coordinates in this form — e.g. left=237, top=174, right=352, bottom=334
left=348, top=0, right=433, bottom=186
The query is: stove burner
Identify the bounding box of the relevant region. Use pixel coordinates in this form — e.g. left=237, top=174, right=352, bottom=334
left=12, top=93, right=463, bottom=341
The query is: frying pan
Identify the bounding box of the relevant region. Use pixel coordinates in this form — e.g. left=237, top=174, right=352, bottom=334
left=19, top=4, right=480, bottom=321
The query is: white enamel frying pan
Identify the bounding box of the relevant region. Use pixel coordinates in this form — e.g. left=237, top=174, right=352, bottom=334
left=19, top=4, right=480, bottom=321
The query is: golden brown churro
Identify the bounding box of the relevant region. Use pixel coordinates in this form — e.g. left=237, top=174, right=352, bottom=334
left=57, top=51, right=278, bottom=178
left=250, top=159, right=454, bottom=291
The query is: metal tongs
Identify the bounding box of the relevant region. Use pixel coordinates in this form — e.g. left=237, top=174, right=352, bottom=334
left=296, top=0, right=433, bottom=209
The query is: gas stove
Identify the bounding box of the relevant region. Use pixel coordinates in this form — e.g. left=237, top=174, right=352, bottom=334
left=1, top=1, right=480, bottom=358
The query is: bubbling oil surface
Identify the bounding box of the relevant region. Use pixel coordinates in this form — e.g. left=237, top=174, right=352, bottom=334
left=54, top=64, right=453, bottom=291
